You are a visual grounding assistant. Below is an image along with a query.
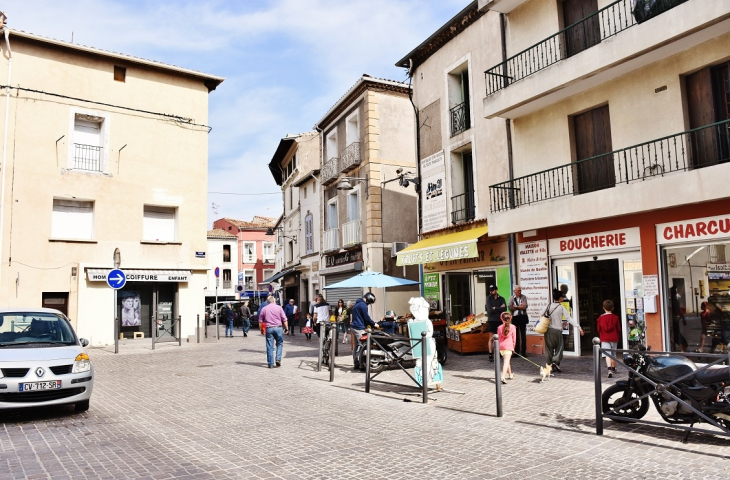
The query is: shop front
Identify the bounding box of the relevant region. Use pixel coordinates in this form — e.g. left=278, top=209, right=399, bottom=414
left=320, top=248, right=364, bottom=305
left=657, top=213, right=730, bottom=354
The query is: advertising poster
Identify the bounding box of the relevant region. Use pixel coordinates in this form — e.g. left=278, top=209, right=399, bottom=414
left=423, top=273, right=440, bottom=309
left=518, top=240, right=550, bottom=335
left=420, top=151, right=447, bottom=233
left=120, top=292, right=141, bottom=326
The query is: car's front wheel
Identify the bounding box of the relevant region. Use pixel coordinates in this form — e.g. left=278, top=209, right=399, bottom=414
left=75, top=400, right=90, bottom=412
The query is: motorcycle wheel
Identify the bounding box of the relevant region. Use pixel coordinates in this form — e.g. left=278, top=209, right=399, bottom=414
left=602, top=384, right=649, bottom=421
left=437, top=344, right=447, bottom=367
left=359, top=350, right=387, bottom=373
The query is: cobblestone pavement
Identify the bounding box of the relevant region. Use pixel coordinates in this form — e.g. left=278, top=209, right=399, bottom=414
left=1, top=325, right=729, bottom=479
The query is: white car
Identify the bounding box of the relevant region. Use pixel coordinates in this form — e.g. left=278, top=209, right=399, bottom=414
left=0, top=308, right=93, bottom=412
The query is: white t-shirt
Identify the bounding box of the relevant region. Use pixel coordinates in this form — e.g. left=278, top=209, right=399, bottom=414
left=314, top=304, right=330, bottom=323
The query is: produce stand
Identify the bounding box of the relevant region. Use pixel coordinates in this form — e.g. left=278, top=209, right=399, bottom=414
left=446, top=313, right=490, bottom=354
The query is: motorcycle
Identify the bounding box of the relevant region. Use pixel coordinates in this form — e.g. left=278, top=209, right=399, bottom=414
left=602, top=345, right=730, bottom=432
left=359, top=330, right=447, bottom=373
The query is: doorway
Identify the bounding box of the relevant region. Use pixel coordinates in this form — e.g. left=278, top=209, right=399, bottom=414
left=445, top=273, right=471, bottom=324
left=576, top=259, right=621, bottom=355
left=42, top=292, right=69, bottom=316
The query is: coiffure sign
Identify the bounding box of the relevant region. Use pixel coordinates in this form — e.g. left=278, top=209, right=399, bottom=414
left=657, top=214, right=730, bottom=245
left=548, top=228, right=640, bottom=256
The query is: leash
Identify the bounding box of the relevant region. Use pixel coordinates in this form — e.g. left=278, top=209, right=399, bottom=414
left=513, top=351, right=544, bottom=369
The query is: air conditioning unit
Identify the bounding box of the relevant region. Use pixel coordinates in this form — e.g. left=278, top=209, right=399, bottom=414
left=391, top=242, right=409, bottom=257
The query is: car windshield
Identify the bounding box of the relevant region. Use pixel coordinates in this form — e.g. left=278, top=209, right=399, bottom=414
left=0, top=312, right=77, bottom=346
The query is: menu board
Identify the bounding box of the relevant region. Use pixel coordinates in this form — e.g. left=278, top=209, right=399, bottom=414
left=518, top=240, right=550, bottom=335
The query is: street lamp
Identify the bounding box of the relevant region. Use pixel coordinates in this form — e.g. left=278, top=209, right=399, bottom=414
left=266, top=226, right=297, bottom=244
left=336, top=176, right=368, bottom=191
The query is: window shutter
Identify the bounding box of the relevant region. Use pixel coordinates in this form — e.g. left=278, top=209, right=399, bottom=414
left=52, top=200, right=93, bottom=239
left=305, top=214, right=313, bottom=253
left=143, top=206, right=175, bottom=241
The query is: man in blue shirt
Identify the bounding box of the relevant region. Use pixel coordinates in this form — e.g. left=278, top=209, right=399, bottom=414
left=350, top=292, right=378, bottom=369
left=284, top=299, right=297, bottom=336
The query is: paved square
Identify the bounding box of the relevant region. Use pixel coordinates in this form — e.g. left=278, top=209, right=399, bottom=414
left=1, top=326, right=729, bottom=479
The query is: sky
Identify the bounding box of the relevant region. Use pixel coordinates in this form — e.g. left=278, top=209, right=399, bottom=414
left=0, top=0, right=467, bottom=226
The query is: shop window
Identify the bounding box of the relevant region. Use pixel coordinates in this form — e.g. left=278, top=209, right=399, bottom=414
left=685, top=61, right=730, bottom=168
left=51, top=199, right=93, bottom=240
left=447, top=62, right=471, bottom=137
left=662, top=243, right=730, bottom=353
left=143, top=205, right=176, bottom=242
left=223, top=245, right=231, bottom=263
left=571, top=104, right=614, bottom=194
left=562, top=0, right=600, bottom=58
left=450, top=147, right=475, bottom=224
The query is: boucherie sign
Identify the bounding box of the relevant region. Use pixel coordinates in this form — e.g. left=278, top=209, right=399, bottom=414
left=657, top=214, right=730, bottom=245
left=548, top=227, right=640, bottom=256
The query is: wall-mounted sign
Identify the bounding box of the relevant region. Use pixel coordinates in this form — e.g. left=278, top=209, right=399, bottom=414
left=423, top=273, right=440, bottom=310
left=420, top=151, right=447, bottom=233
left=518, top=240, right=550, bottom=335
left=312, top=261, right=319, bottom=272
left=325, top=249, right=362, bottom=268
left=657, top=214, right=730, bottom=245
left=195, top=251, right=206, bottom=258
left=548, top=227, right=640, bottom=256
left=88, top=270, right=190, bottom=283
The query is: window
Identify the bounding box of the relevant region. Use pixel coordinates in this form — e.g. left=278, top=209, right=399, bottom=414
left=114, top=65, right=126, bottom=82
left=447, top=62, right=471, bottom=137
left=450, top=148, right=475, bottom=224
left=685, top=61, right=730, bottom=167
left=288, top=240, right=295, bottom=263
left=572, top=105, right=614, bottom=194
left=327, top=200, right=338, bottom=230
left=223, top=245, right=231, bottom=263
left=72, top=113, right=105, bottom=172
left=143, top=205, right=176, bottom=242
left=284, top=154, right=297, bottom=181
left=326, top=129, right=338, bottom=160
left=243, top=242, right=256, bottom=263
left=244, top=270, right=255, bottom=290
left=347, top=188, right=360, bottom=222
left=303, top=186, right=307, bottom=199
left=312, top=182, right=317, bottom=193
left=346, top=112, right=359, bottom=146
left=223, top=269, right=232, bottom=289
left=51, top=199, right=93, bottom=240
left=305, top=212, right=314, bottom=254
left=263, top=242, right=275, bottom=262
left=262, top=270, right=273, bottom=285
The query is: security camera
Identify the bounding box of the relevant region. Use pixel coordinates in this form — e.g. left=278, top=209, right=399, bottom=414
left=396, top=168, right=403, bottom=175
left=593, top=256, right=598, bottom=261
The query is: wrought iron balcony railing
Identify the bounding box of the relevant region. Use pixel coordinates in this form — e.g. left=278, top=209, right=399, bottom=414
left=223, top=280, right=232, bottom=289
left=489, top=118, right=730, bottom=212
left=450, top=102, right=471, bottom=137
left=321, top=156, right=339, bottom=185
left=484, top=0, right=688, bottom=96
left=342, top=220, right=361, bottom=248
left=451, top=191, right=476, bottom=224
left=73, top=143, right=102, bottom=171
left=323, top=228, right=339, bottom=252
left=341, top=142, right=361, bottom=172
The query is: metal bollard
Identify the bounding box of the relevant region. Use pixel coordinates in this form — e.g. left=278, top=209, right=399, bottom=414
left=114, top=316, right=119, bottom=354
left=197, top=314, right=200, bottom=344
left=494, top=337, right=502, bottom=417
left=421, top=331, right=428, bottom=404
left=317, top=322, right=324, bottom=372
left=329, top=324, right=336, bottom=382
left=593, top=339, right=603, bottom=435
left=365, top=331, right=371, bottom=393
left=152, top=317, right=155, bottom=351
left=178, top=316, right=182, bottom=347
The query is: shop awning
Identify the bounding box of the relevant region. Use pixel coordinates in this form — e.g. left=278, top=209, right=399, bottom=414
left=396, top=226, right=488, bottom=266
left=86, top=269, right=191, bottom=282
left=259, top=268, right=294, bottom=285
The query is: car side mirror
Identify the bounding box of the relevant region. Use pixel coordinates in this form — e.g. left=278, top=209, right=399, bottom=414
left=79, top=338, right=89, bottom=347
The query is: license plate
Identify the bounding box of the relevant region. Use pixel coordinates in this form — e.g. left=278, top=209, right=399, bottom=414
left=19, top=381, right=62, bottom=392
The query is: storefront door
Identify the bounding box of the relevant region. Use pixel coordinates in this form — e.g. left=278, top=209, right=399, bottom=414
left=445, top=273, right=471, bottom=324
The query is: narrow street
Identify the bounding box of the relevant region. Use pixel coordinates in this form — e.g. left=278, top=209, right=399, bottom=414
left=1, top=328, right=728, bottom=479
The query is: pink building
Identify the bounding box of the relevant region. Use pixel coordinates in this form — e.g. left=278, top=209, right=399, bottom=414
left=212, top=216, right=277, bottom=294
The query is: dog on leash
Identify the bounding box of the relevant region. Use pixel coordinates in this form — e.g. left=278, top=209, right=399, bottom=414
left=539, top=363, right=552, bottom=383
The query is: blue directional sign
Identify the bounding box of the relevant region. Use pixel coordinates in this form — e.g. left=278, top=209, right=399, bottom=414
left=107, top=269, right=126, bottom=290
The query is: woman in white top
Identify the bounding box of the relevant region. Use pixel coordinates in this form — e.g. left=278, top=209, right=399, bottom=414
left=544, top=289, right=583, bottom=372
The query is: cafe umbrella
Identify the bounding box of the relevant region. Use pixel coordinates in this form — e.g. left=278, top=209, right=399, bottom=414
left=322, top=270, right=420, bottom=314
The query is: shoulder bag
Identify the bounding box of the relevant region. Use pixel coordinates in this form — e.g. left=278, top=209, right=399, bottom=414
left=534, top=304, right=557, bottom=334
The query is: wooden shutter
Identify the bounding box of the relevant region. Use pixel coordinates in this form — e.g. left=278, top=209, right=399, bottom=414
left=563, top=0, right=600, bottom=58
left=686, top=66, right=719, bottom=167
left=573, top=105, right=614, bottom=193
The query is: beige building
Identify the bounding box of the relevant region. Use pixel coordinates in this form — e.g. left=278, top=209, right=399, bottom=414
left=481, top=0, right=730, bottom=355
left=315, top=75, right=420, bottom=318
left=0, top=26, right=223, bottom=346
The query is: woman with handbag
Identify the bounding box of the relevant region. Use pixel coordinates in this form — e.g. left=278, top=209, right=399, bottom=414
left=543, top=289, right=583, bottom=373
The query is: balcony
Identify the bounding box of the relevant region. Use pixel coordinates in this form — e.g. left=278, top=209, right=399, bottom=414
left=323, top=228, right=339, bottom=253
left=73, top=143, right=102, bottom=171
left=451, top=192, right=476, bottom=224
left=341, top=142, right=361, bottom=173
left=489, top=118, right=730, bottom=213
left=223, top=280, right=232, bottom=289
left=450, top=102, right=471, bottom=137
left=321, top=157, right=339, bottom=185
left=342, top=220, right=361, bottom=248
left=482, top=0, right=718, bottom=119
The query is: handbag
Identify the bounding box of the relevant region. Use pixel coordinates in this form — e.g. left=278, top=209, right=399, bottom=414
left=535, top=304, right=557, bottom=334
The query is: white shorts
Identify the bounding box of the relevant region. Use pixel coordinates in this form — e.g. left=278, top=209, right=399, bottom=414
left=601, top=341, right=617, bottom=357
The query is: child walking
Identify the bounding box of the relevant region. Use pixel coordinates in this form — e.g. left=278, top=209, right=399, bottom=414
left=497, top=312, right=516, bottom=384
left=302, top=313, right=314, bottom=341
left=596, top=300, right=621, bottom=378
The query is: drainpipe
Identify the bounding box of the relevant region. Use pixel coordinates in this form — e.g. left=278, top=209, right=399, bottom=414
left=406, top=59, right=422, bottom=236
left=0, top=24, right=12, bottom=288
left=499, top=13, right=519, bottom=287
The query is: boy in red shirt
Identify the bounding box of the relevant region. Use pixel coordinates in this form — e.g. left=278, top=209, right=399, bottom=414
left=597, top=300, right=621, bottom=378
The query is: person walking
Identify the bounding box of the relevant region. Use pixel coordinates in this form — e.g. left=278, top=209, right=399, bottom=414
left=313, top=295, right=331, bottom=340
left=335, top=299, right=346, bottom=337
left=497, top=312, right=516, bottom=384
left=223, top=304, right=235, bottom=338
left=240, top=301, right=251, bottom=337
left=544, top=289, right=583, bottom=373
left=350, top=292, right=378, bottom=370
left=485, top=285, right=507, bottom=362
left=258, top=295, right=289, bottom=368
left=508, top=285, right=529, bottom=357
left=342, top=300, right=353, bottom=344
left=284, top=299, right=297, bottom=336
left=596, top=300, right=621, bottom=378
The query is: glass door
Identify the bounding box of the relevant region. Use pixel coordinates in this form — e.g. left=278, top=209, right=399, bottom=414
left=621, top=259, right=645, bottom=349
left=445, top=273, right=472, bottom=325
left=552, top=261, right=580, bottom=356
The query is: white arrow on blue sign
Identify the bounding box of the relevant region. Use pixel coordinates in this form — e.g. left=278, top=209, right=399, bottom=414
left=107, top=269, right=127, bottom=289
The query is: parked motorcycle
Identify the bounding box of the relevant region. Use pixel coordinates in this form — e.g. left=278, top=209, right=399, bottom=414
left=359, top=330, right=447, bottom=373
left=602, top=345, right=730, bottom=431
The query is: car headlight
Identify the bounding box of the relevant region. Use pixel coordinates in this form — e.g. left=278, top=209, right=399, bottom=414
left=72, top=352, right=91, bottom=373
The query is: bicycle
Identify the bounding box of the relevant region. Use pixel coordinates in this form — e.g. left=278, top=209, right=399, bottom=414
left=320, top=321, right=339, bottom=369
